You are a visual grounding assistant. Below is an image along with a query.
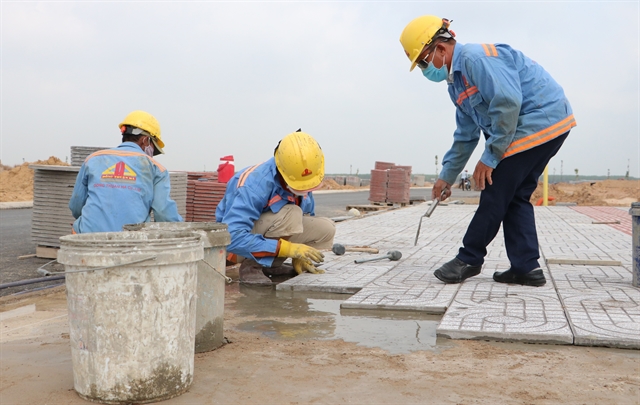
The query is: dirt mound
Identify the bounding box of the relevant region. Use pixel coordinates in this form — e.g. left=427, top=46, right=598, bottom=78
left=0, top=157, right=69, bottom=202
left=318, top=179, right=357, bottom=190
left=530, top=179, right=639, bottom=206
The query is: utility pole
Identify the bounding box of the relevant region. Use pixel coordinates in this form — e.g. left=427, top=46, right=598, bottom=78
left=607, top=169, right=610, bottom=179
left=435, top=155, right=439, bottom=178
left=626, top=159, right=630, bottom=180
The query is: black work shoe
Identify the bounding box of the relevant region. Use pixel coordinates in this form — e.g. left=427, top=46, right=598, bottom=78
left=493, top=268, right=546, bottom=287
left=433, top=258, right=482, bottom=284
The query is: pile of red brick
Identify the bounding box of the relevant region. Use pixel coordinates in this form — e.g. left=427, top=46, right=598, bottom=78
left=369, top=161, right=412, bottom=204
left=186, top=172, right=228, bottom=222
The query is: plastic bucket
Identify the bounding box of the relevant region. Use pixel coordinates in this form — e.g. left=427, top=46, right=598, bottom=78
left=58, top=231, right=203, bottom=404
left=123, top=222, right=231, bottom=352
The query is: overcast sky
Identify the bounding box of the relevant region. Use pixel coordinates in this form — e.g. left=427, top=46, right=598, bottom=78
left=2, top=1, right=639, bottom=178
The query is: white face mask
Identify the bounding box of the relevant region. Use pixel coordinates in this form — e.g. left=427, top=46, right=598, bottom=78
left=143, top=137, right=154, bottom=157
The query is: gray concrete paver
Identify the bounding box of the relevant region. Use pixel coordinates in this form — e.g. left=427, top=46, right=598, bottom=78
left=550, top=264, right=640, bottom=349
left=278, top=204, right=638, bottom=347
left=436, top=263, right=574, bottom=344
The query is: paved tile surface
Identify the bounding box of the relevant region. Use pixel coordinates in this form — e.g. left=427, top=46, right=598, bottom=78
left=277, top=204, right=639, bottom=348
left=571, top=206, right=633, bottom=235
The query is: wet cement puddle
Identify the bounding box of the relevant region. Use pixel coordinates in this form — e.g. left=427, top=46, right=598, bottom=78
left=230, top=285, right=453, bottom=354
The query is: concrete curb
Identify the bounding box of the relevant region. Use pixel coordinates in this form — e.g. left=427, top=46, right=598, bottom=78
left=0, top=201, right=33, bottom=210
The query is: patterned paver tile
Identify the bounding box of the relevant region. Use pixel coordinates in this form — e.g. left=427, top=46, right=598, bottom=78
left=535, top=207, right=632, bottom=266
left=278, top=203, right=476, bottom=294
left=549, top=264, right=640, bottom=349
left=340, top=261, right=460, bottom=313
left=275, top=256, right=394, bottom=294
left=570, top=206, right=633, bottom=235
left=437, top=263, right=573, bottom=344
left=277, top=204, right=638, bottom=348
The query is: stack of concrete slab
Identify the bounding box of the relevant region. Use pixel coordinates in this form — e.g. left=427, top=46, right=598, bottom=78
left=369, top=169, right=388, bottom=202
left=70, top=146, right=109, bottom=166
left=186, top=172, right=227, bottom=222
left=374, top=161, right=395, bottom=171
left=30, top=165, right=79, bottom=254
left=368, top=161, right=412, bottom=204
left=413, top=175, right=426, bottom=187
left=332, top=176, right=346, bottom=186
left=169, top=171, right=188, bottom=219
left=387, top=166, right=411, bottom=204
left=345, top=176, right=361, bottom=187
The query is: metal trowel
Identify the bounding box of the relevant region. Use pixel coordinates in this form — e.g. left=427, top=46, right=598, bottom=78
left=414, top=189, right=447, bottom=246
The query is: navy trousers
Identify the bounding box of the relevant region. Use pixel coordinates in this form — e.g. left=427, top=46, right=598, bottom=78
left=456, top=132, right=569, bottom=274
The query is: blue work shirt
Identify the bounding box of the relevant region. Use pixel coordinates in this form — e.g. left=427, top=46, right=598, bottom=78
left=215, top=157, right=316, bottom=267
left=440, top=42, right=576, bottom=185
left=69, top=142, right=182, bottom=233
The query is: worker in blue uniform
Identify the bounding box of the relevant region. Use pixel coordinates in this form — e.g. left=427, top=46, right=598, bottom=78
left=400, top=16, right=576, bottom=287
left=69, top=110, right=182, bottom=233
left=216, top=130, right=336, bottom=285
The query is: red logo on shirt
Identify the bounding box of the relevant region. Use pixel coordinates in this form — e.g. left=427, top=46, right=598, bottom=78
left=101, top=162, right=137, bottom=182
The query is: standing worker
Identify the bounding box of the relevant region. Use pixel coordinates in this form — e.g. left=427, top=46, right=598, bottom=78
left=459, top=169, right=469, bottom=189
left=216, top=130, right=336, bottom=285
left=69, top=110, right=182, bottom=233
left=400, top=16, right=575, bottom=286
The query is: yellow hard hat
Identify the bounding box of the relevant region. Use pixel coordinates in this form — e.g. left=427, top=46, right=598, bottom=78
left=119, top=110, right=165, bottom=153
left=400, top=15, right=454, bottom=71
left=274, top=131, right=325, bottom=191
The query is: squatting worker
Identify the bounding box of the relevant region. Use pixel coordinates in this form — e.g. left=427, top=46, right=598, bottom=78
left=215, top=130, right=336, bottom=285
left=399, top=16, right=575, bottom=287
left=69, top=110, right=182, bottom=233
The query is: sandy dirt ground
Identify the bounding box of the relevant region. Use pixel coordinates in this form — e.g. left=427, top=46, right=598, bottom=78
left=1, top=284, right=639, bottom=405
left=0, top=157, right=68, bottom=202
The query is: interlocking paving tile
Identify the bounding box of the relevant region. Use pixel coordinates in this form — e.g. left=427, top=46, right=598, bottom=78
left=437, top=264, right=573, bottom=344
left=550, top=264, right=640, bottom=349
left=571, top=206, right=632, bottom=235
left=275, top=259, right=394, bottom=294
left=341, top=262, right=461, bottom=313
left=278, top=203, right=476, bottom=294
left=278, top=204, right=638, bottom=348
left=535, top=207, right=632, bottom=266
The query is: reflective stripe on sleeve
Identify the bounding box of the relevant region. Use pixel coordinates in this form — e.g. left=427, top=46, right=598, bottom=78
left=237, top=164, right=260, bottom=188
left=481, top=43, right=498, bottom=57
left=456, top=86, right=479, bottom=105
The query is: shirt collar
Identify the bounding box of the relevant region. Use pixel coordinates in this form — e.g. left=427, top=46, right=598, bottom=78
left=119, top=141, right=144, bottom=153
left=447, top=42, right=463, bottom=84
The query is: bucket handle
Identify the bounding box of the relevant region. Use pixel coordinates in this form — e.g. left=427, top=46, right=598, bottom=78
left=200, top=259, right=234, bottom=284
left=38, top=256, right=158, bottom=275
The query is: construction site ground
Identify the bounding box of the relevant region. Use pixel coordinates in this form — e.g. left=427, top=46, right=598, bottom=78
left=1, top=202, right=639, bottom=404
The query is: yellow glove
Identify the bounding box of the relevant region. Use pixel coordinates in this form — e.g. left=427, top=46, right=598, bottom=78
left=277, top=240, right=325, bottom=263
left=292, top=258, right=325, bottom=275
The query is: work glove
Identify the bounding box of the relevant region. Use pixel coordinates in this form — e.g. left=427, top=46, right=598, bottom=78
left=277, top=240, right=325, bottom=263
left=292, top=258, right=325, bottom=275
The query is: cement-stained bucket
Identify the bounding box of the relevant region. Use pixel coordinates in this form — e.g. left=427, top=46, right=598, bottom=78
left=123, top=222, right=231, bottom=352
left=58, top=231, right=203, bottom=404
